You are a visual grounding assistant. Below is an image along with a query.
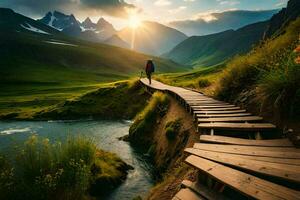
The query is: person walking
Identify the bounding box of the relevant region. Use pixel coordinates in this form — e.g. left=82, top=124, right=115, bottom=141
left=145, top=59, right=155, bottom=84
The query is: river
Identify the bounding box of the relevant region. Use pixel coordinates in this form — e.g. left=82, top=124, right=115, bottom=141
left=0, top=120, right=155, bottom=200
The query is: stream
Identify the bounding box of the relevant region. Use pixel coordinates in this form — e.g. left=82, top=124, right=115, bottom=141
left=0, top=120, right=155, bottom=200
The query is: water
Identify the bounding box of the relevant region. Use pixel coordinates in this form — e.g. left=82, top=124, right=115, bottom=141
left=0, top=120, right=155, bottom=200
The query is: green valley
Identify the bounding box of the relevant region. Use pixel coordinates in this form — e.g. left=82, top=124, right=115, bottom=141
left=1, top=1, right=300, bottom=200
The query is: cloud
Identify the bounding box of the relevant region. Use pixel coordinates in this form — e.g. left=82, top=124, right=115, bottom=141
left=275, top=0, right=288, bottom=7
left=0, top=0, right=137, bottom=18
left=154, top=0, right=172, bottom=6
left=168, top=9, right=278, bottom=36
left=217, top=0, right=240, bottom=6
left=168, top=6, right=187, bottom=14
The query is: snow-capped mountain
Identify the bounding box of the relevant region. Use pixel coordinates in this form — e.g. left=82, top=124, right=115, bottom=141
left=39, top=11, right=79, bottom=31
left=81, top=17, right=97, bottom=31
left=39, top=11, right=117, bottom=42
left=0, top=8, right=60, bottom=36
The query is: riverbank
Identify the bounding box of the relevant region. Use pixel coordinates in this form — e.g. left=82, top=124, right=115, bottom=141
left=0, top=120, right=155, bottom=200
left=0, top=81, right=207, bottom=199
left=0, top=80, right=151, bottom=121
left=0, top=135, right=133, bottom=200
left=124, top=92, right=200, bottom=199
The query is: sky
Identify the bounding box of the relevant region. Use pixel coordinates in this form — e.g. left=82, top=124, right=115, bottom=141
left=0, top=0, right=289, bottom=29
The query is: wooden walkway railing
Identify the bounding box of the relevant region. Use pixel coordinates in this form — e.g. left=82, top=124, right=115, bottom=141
left=140, top=78, right=300, bottom=200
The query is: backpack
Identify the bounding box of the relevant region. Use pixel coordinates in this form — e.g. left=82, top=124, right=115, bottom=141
left=150, top=62, right=155, bottom=72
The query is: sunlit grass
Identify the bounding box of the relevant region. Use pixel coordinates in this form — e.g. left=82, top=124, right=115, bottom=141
left=213, top=18, right=300, bottom=120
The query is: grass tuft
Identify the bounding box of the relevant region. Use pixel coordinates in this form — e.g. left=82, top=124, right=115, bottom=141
left=0, top=135, right=129, bottom=200
left=165, top=119, right=182, bottom=140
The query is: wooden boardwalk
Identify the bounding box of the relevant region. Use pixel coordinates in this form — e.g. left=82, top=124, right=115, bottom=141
left=140, top=78, right=300, bottom=200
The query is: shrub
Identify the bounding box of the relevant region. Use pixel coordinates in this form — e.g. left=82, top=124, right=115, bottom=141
left=165, top=119, right=182, bottom=140
left=197, top=78, right=211, bottom=88
left=257, top=50, right=300, bottom=120
left=0, top=135, right=128, bottom=200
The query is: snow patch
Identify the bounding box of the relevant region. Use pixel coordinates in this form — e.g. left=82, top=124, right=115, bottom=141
left=80, top=26, right=96, bottom=32
left=95, top=30, right=104, bottom=34
left=47, top=15, right=63, bottom=31
left=20, top=23, right=50, bottom=35
left=48, top=14, right=56, bottom=27
left=44, top=41, right=78, bottom=47
left=0, top=127, right=31, bottom=135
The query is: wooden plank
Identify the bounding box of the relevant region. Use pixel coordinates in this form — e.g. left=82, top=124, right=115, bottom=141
left=188, top=101, right=223, bottom=105
left=197, top=116, right=263, bottom=123
left=185, top=98, right=217, bottom=100
left=193, top=143, right=300, bottom=159
left=198, top=123, right=276, bottom=131
left=199, top=135, right=294, bottom=147
left=197, top=113, right=252, bottom=118
left=189, top=105, right=237, bottom=108
left=174, top=188, right=205, bottom=200
left=182, top=180, right=229, bottom=200
left=194, top=110, right=247, bottom=114
left=192, top=107, right=241, bottom=111
left=186, top=148, right=300, bottom=166
left=185, top=148, right=300, bottom=183
left=185, top=155, right=300, bottom=200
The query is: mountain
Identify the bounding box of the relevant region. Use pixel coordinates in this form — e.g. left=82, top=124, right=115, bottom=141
left=38, top=11, right=79, bottom=31
left=104, top=35, right=130, bottom=49
left=164, top=0, right=300, bottom=67
left=169, top=9, right=279, bottom=36
left=118, top=21, right=188, bottom=55
left=164, top=21, right=269, bottom=66
left=264, top=0, right=300, bottom=38
left=39, top=11, right=116, bottom=42
left=0, top=8, right=60, bottom=35
left=81, top=17, right=96, bottom=30
left=0, top=8, right=187, bottom=87
left=95, top=17, right=117, bottom=40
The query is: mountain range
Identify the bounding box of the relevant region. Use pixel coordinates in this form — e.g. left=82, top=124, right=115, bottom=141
left=164, top=0, right=300, bottom=66
left=38, top=11, right=117, bottom=41
left=37, top=11, right=188, bottom=55
left=169, top=9, right=279, bottom=36
left=118, top=21, right=188, bottom=55
left=35, top=9, right=288, bottom=58
left=0, top=8, right=187, bottom=86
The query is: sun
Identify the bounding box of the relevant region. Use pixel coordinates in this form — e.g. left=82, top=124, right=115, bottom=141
left=128, top=15, right=141, bottom=29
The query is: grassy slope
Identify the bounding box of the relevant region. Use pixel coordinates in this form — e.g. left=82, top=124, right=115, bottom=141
left=155, top=64, right=225, bottom=95
left=33, top=80, right=151, bottom=120
left=0, top=29, right=187, bottom=118
left=158, top=18, right=300, bottom=128
left=164, top=21, right=268, bottom=66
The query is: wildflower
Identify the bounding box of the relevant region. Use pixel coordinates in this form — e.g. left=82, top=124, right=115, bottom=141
left=294, top=45, right=300, bottom=53
left=295, top=56, right=300, bottom=64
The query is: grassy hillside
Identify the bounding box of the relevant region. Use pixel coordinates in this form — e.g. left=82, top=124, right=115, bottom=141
left=34, top=80, right=151, bottom=120
left=215, top=18, right=300, bottom=122
left=164, top=21, right=268, bottom=66
left=159, top=18, right=300, bottom=128
left=156, top=64, right=225, bottom=94
left=0, top=8, right=188, bottom=119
